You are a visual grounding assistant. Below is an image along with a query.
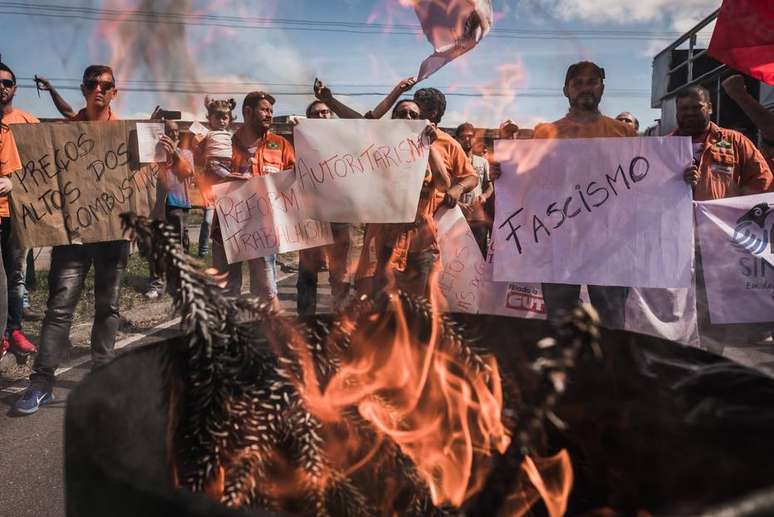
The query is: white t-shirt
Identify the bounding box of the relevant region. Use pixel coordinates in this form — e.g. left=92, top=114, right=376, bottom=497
left=205, top=129, right=233, bottom=159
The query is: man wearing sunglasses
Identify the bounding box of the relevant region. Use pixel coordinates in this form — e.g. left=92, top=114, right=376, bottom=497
left=0, top=62, right=39, bottom=359
left=70, top=65, right=118, bottom=122
left=15, top=64, right=125, bottom=415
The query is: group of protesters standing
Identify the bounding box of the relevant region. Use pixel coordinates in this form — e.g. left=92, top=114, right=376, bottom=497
left=0, top=57, right=772, bottom=415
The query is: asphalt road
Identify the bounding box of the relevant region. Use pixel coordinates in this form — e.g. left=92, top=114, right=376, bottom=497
left=0, top=270, right=329, bottom=517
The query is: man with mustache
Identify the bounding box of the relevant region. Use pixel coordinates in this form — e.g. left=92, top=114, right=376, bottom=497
left=532, top=61, right=635, bottom=328
left=676, top=85, right=772, bottom=200
left=673, top=84, right=772, bottom=347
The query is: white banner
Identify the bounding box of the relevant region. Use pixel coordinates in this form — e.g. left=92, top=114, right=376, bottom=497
left=492, top=137, right=694, bottom=288
left=414, top=0, right=493, bottom=81
left=212, top=170, right=333, bottom=263
left=624, top=287, right=700, bottom=346
left=435, top=206, right=486, bottom=313
left=695, top=192, right=774, bottom=324
left=293, top=119, right=429, bottom=223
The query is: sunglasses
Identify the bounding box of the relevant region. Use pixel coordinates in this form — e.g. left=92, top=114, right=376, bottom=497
left=395, top=109, right=420, bottom=120
left=83, top=79, right=116, bottom=92
left=0, top=79, right=14, bottom=88
left=310, top=108, right=331, bottom=118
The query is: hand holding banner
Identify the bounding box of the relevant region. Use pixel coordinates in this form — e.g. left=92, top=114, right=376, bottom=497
left=493, top=137, right=694, bottom=288
left=293, top=119, right=430, bottom=223
left=212, top=169, right=333, bottom=264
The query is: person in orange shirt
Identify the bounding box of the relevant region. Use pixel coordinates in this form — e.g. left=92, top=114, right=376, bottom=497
left=674, top=84, right=773, bottom=346
left=15, top=65, right=125, bottom=415
left=0, top=119, right=21, bottom=360
left=530, top=61, right=636, bottom=329
left=295, top=100, right=352, bottom=316
left=210, top=91, right=294, bottom=309
left=677, top=85, right=772, bottom=200
left=0, top=62, right=39, bottom=357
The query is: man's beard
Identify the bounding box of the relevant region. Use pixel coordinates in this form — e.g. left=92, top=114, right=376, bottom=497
left=571, top=93, right=600, bottom=111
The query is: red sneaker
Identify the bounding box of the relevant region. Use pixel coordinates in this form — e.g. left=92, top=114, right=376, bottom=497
left=1, top=337, right=9, bottom=358
left=9, top=330, right=37, bottom=354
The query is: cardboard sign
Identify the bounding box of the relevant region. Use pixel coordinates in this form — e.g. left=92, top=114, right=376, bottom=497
left=434, top=206, right=486, bottom=313
left=212, top=169, right=333, bottom=263
left=9, top=121, right=159, bottom=247
left=293, top=119, right=429, bottom=223
left=695, top=192, right=774, bottom=324
left=493, top=137, right=694, bottom=288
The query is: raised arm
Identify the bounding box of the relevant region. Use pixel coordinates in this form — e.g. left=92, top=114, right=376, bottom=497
left=722, top=75, right=774, bottom=142
left=34, top=75, right=76, bottom=119
left=366, top=77, right=417, bottom=120
left=313, top=78, right=364, bottom=119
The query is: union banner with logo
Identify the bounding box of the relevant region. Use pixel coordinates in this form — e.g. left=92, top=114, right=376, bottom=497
left=695, top=192, right=774, bottom=324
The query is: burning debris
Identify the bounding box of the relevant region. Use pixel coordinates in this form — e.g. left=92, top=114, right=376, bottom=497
left=121, top=213, right=592, bottom=515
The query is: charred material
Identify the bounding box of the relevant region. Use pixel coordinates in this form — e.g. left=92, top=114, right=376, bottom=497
left=123, top=214, right=539, bottom=516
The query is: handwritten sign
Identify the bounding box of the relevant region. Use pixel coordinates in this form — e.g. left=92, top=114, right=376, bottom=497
left=212, top=169, right=333, bottom=264
left=695, top=192, right=774, bottom=324
left=493, top=137, right=694, bottom=288
left=435, top=206, right=486, bottom=313
left=293, top=119, right=429, bottom=223
left=9, top=121, right=159, bottom=248
left=136, top=122, right=166, bottom=163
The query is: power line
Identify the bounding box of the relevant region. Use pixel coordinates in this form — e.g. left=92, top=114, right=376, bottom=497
left=16, top=76, right=649, bottom=95
left=0, top=2, right=684, bottom=41
left=16, top=84, right=649, bottom=98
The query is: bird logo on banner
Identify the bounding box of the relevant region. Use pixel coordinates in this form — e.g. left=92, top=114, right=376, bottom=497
left=731, top=202, right=774, bottom=256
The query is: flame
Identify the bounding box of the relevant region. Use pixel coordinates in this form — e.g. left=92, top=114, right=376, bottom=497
left=506, top=450, right=574, bottom=517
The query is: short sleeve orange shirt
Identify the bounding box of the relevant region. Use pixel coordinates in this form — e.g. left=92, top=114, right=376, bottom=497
left=356, top=129, right=477, bottom=277
left=0, top=125, right=22, bottom=217
left=1, top=108, right=40, bottom=217
left=533, top=115, right=636, bottom=139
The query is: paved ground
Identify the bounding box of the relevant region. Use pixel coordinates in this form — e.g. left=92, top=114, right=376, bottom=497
left=0, top=269, right=327, bottom=517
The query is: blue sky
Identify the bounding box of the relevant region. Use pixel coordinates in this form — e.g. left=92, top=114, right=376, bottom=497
left=0, top=0, right=720, bottom=130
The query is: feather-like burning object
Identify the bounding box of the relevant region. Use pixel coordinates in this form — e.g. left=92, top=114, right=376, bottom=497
left=122, top=214, right=599, bottom=516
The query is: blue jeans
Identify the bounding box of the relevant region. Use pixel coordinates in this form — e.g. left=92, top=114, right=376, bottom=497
left=31, top=241, right=129, bottom=389
left=198, top=207, right=214, bottom=256
left=1, top=217, right=22, bottom=332
left=212, top=241, right=278, bottom=301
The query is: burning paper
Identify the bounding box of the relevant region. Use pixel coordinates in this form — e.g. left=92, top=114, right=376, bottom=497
left=414, top=0, right=494, bottom=81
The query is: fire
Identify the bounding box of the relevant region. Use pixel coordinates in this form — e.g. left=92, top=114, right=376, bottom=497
left=289, top=285, right=509, bottom=508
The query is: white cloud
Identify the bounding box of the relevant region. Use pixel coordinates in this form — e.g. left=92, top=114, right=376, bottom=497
left=523, top=0, right=718, bottom=31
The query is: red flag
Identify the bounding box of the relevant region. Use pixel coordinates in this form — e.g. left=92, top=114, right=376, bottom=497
left=708, top=0, right=774, bottom=85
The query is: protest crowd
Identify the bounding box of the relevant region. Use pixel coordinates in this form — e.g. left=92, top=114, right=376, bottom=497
left=0, top=49, right=772, bottom=418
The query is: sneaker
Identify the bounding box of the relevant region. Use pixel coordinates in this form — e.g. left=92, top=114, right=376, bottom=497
left=14, top=386, right=54, bottom=415
left=22, top=307, right=43, bottom=321
left=1, top=337, right=9, bottom=359
left=9, top=330, right=37, bottom=354
left=144, top=288, right=161, bottom=300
